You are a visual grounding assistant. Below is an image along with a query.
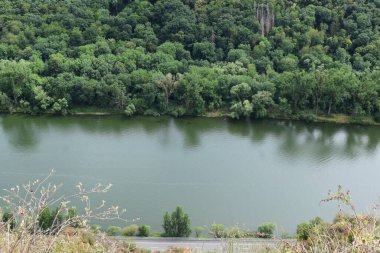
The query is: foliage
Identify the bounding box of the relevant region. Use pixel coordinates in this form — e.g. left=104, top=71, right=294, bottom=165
left=137, top=225, right=151, bottom=237
left=283, top=186, right=380, bottom=253
left=107, top=226, right=122, bottom=236
left=162, top=206, right=192, bottom=237
left=193, top=226, right=204, bottom=238
left=122, top=224, right=139, bottom=236
left=257, top=222, right=276, bottom=238
left=124, top=103, right=136, bottom=117
left=0, top=0, right=377, bottom=121
left=90, top=224, right=101, bottom=233
left=2, top=211, right=16, bottom=230
left=210, top=224, right=226, bottom=238
left=0, top=170, right=127, bottom=252
left=80, top=231, right=96, bottom=246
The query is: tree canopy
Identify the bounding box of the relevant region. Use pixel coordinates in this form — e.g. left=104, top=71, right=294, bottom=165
left=0, top=0, right=378, bottom=120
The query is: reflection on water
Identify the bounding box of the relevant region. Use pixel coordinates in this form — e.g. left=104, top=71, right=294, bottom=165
left=1, top=115, right=379, bottom=160
left=1, top=114, right=380, bottom=233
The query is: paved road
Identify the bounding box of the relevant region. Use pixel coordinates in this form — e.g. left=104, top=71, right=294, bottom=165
left=117, top=237, right=292, bottom=252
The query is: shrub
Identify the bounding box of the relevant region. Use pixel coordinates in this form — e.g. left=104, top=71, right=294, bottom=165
left=2, top=212, right=16, bottom=230
left=226, top=226, right=247, bottom=238
left=373, top=112, right=380, bottom=123
left=298, top=113, right=317, bottom=123
left=257, top=222, right=276, bottom=238
left=0, top=170, right=126, bottom=252
left=296, top=223, right=311, bottom=241
left=107, top=226, right=121, bottom=236
left=296, top=217, right=326, bottom=241
left=168, top=106, right=186, bottom=117
left=66, top=207, right=82, bottom=228
left=143, top=109, right=160, bottom=117
left=122, top=224, right=138, bottom=236
left=193, top=226, right=204, bottom=238
left=81, top=231, right=95, bottom=246
left=39, top=207, right=52, bottom=231
left=124, top=103, right=136, bottom=117
left=137, top=225, right=151, bottom=237
left=162, top=206, right=192, bottom=237
left=210, top=224, right=225, bottom=238
left=90, top=224, right=101, bottom=233
left=123, top=242, right=137, bottom=252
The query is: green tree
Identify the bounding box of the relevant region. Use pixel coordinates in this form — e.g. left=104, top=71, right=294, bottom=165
left=251, top=91, right=275, bottom=118
left=155, top=73, right=182, bottom=108
left=230, top=83, right=252, bottom=102
left=230, top=100, right=252, bottom=119
left=162, top=206, right=192, bottom=237
left=0, top=60, right=32, bottom=105
left=39, top=207, right=52, bottom=231
left=210, top=224, right=225, bottom=238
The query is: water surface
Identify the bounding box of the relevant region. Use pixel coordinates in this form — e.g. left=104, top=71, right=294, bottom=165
left=1, top=115, right=379, bottom=233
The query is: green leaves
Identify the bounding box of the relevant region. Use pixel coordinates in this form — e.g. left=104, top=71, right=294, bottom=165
left=162, top=206, right=192, bottom=237
left=0, top=0, right=377, bottom=119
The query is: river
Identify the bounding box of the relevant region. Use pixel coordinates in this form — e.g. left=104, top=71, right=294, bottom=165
left=0, top=114, right=379, bottom=234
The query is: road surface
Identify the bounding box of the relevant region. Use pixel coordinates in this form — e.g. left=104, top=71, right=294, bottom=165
left=116, top=237, right=292, bottom=252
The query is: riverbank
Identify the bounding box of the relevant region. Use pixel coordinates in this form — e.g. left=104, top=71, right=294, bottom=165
left=74, top=109, right=379, bottom=126
left=1, top=107, right=379, bottom=126
left=69, top=106, right=380, bottom=126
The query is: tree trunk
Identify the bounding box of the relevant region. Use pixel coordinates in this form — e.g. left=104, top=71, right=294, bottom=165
left=315, top=96, right=319, bottom=114
left=328, top=99, right=332, bottom=115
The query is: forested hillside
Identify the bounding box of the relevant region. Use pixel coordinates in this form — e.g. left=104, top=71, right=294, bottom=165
left=0, top=0, right=379, bottom=119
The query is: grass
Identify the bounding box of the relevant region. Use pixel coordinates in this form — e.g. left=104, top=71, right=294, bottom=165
left=2, top=105, right=380, bottom=126
left=316, top=114, right=377, bottom=125
left=268, top=110, right=379, bottom=126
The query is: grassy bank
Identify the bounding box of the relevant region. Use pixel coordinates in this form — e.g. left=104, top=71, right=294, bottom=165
left=2, top=106, right=379, bottom=126
left=74, top=108, right=380, bottom=126
left=267, top=112, right=379, bottom=126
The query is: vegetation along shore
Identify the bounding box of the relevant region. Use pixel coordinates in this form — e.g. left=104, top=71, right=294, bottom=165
left=0, top=0, right=379, bottom=126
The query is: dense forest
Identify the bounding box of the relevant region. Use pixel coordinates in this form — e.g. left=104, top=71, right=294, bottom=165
left=0, top=0, right=379, bottom=120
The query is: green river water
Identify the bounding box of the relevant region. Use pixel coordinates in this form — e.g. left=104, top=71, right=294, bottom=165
left=0, top=115, right=379, bottom=233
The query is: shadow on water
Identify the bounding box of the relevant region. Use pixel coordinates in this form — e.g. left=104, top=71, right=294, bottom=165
left=0, top=115, right=379, bottom=160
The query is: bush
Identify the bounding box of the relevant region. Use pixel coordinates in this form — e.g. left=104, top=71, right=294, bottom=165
left=122, top=224, right=138, bottom=236
left=90, top=224, right=101, bottom=233
left=298, top=113, right=317, bottom=123
left=143, top=109, right=160, bottom=117
left=296, top=217, right=326, bottom=241
left=81, top=231, right=95, bottom=246
left=66, top=207, right=82, bottom=228
left=162, top=206, right=192, bottom=237
left=257, top=223, right=276, bottom=238
left=123, top=242, right=137, bottom=252
left=2, top=212, right=16, bottom=229
left=107, top=226, right=121, bottom=236
left=373, top=112, right=380, bottom=123
left=39, top=207, right=52, bottom=231
left=137, top=225, right=151, bottom=237
left=168, top=106, right=186, bottom=117
left=193, top=226, right=204, bottom=238
left=124, top=103, right=136, bottom=117
left=210, top=224, right=225, bottom=238
left=226, top=226, right=248, bottom=238
left=296, top=223, right=311, bottom=241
